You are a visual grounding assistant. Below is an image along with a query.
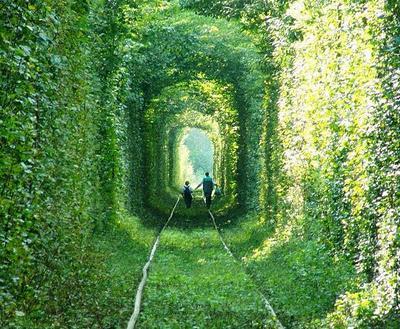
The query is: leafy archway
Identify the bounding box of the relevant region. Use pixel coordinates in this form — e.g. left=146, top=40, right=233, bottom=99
left=143, top=78, right=239, bottom=212
left=126, top=7, right=266, bottom=212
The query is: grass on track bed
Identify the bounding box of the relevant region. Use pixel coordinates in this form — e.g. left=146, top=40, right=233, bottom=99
left=93, top=201, right=357, bottom=328
left=138, top=216, right=276, bottom=328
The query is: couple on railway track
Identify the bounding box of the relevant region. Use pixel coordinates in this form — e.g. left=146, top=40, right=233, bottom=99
left=182, top=172, right=221, bottom=209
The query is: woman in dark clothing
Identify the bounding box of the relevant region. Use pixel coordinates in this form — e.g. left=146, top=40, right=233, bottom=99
left=182, top=181, right=193, bottom=208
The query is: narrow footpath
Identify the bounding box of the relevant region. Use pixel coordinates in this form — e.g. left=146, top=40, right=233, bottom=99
left=133, top=200, right=281, bottom=328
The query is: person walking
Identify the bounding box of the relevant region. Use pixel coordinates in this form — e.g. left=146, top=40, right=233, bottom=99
left=182, top=181, right=193, bottom=208
left=195, top=172, right=215, bottom=209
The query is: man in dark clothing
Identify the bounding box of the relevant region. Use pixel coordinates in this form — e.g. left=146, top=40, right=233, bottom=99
left=195, top=172, right=215, bottom=209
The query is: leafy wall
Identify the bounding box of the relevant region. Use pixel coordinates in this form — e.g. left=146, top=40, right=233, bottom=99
left=270, top=1, right=399, bottom=326
left=184, top=0, right=399, bottom=326
left=1, top=0, right=133, bottom=326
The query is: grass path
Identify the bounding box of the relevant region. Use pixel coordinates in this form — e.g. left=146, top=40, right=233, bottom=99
left=136, top=202, right=278, bottom=328
left=92, top=200, right=364, bottom=328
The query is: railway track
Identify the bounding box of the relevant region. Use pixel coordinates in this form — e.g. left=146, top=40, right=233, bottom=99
left=126, top=197, right=284, bottom=328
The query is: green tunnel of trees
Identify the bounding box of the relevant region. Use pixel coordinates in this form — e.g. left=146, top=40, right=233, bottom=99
left=1, top=0, right=399, bottom=328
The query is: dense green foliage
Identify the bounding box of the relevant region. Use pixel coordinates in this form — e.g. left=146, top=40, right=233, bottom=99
left=1, top=0, right=135, bottom=326
left=185, top=0, right=399, bottom=326
left=266, top=1, right=399, bottom=326
left=1, top=0, right=399, bottom=327
left=1, top=1, right=100, bottom=325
